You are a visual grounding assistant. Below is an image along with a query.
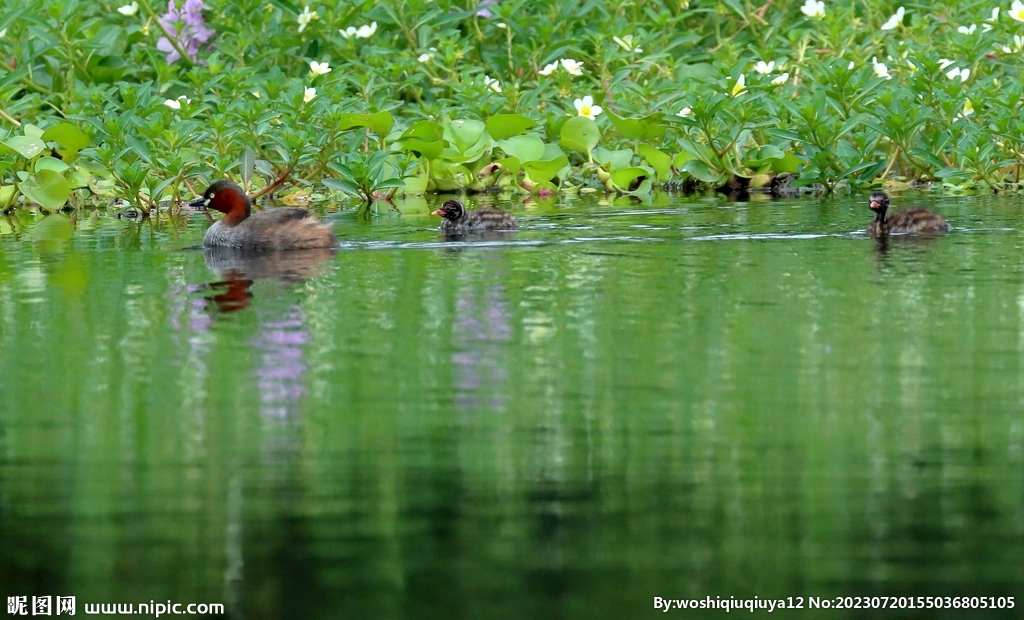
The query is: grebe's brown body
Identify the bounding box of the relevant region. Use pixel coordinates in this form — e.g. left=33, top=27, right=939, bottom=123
left=191, top=180, right=336, bottom=251
left=867, top=191, right=950, bottom=238
left=432, top=200, right=518, bottom=235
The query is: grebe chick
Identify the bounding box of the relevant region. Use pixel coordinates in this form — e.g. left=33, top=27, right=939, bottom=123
left=432, top=200, right=518, bottom=235
left=867, top=191, right=950, bottom=238
left=190, top=180, right=336, bottom=251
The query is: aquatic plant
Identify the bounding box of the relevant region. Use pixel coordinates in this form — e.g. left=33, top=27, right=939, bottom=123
left=1, top=0, right=1024, bottom=210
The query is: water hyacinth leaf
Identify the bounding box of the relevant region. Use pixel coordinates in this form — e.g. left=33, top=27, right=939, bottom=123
left=610, top=167, right=650, bottom=192
left=18, top=169, right=73, bottom=210
left=604, top=110, right=666, bottom=142
left=338, top=112, right=395, bottom=139
left=445, top=119, right=488, bottom=153
left=485, top=114, right=537, bottom=140
left=399, top=138, right=445, bottom=160
left=496, top=157, right=521, bottom=176
left=495, top=135, right=545, bottom=162
left=0, top=185, right=16, bottom=206
left=522, top=154, right=570, bottom=184
left=65, top=168, right=91, bottom=190
left=402, top=121, right=444, bottom=142
left=403, top=174, right=429, bottom=195
left=772, top=152, right=802, bottom=174
left=40, top=123, right=89, bottom=152
left=4, top=136, right=47, bottom=160
left=637, top=144, right=672, bottom=180
left=22, top=124, right=45, bottom=139
left=593, top=146, right=633, bottom=172
left=559, top=117, right=600, bottom=156
left=744, top=145, right=785, bottom=169
left=34, top=157, right=70, bottom=174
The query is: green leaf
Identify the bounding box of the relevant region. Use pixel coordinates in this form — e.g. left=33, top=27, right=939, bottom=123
left=637, top=144, right=672, bottom=181
left=398, top=138, right=445, bottom=160
left=18, top=169, right=73, bottom=210
left=559, top=117, right=600, bottom=156
left=4, top=136, right=47, bottom=160
left=34, top=157, right=69, bottom=174
left=610, top=167, right=651, bottom=193
left=401, top=120, right=444, bottom=142
left=593, top=146, right=633, bottom=171
left=41, top=123, right=89, bottom=152
left=485, top=114, right=537, bottom=140
left=522, top=154, right=570, bottom=184
left=338, top=111, right=395, bottom=139
left=240, top=147, right=255, bottom=188
left=445, top=119, right=488, bottom=153
left=604, top=110, right=666, bottom=142
left=496, top=135, right=545, bottom=162
left=323, top=177, right=361, bottom=197
left=22, top=124, right=45, bottom=139
left=744, top=145, right=785, bottom=168
left=681, top=160, right=720, bottom=184
left=772, top=152, right=802, bottom=174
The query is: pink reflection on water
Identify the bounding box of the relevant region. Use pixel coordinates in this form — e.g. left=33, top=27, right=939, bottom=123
left=252, top=309, right=308, bottom=419
left=452, top=274, right=511, bottom=412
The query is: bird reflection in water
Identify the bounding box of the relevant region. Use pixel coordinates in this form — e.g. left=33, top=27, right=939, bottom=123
left=200, top=247, right=334, bottom=313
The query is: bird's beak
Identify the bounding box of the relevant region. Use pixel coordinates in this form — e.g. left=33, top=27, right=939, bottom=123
left=189, top=197, right=208, bottom=209
left=431, top=209, right=445, bottom=216
left=869, top=201, right=881, bottom=210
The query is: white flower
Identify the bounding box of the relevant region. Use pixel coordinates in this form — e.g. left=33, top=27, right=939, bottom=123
left=340, top=27, right=357, bottom=39
left=945, top=66, right=970, bottom=81
left=303, top=87, right=316, bottom=103
left=117, top=1, right=139, bottom=16
left=496, top=22, right=507, bottom=28
left=848, top=60, right=856, bottom=70
left=957, top=98, right=974, bottom=119
left=957, top=24, right=977, bottom=34
left=297, top=5, right=318, bottom=33
left=418, top=52, right=434, bottom=63
left=356, top=21, right=377, bottom=38
left=730, top=73, right=746, bottom=97
left=880, top=6, right=905, bottom=30
left=800, top=0, right=825, bottom=19
left=676, top=106, right=692, bottom=117
left=538, top=61, right=559, bottom=76
left=309, top=60, right=331, bottom=75
left=1011, top=0, right=1024, bottom=22
left=483, top=75, right=502, bottom=93
left=754, top=60, right=775, bottom=74
left=560, top=58, right=584, bottom=76
left=984, top=7, right=999, bottom=30
left=574, top=95, right=603, bottom=119
left=938, top=58, right=955, bottom=70
left=163, top=96, right=189, bottom=110
left=771, top=72, right=790, bottom=85
left=872, top=57, right=891, bottom=79
left=0, top=28, right=6, bottom=38
left=1001, top=34, right=1024, bottom=53
left=252, top=91, right=261, bottom=98
left=612, top=35, right=643, bottom=53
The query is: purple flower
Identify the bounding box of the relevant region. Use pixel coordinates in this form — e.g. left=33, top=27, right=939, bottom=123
left=156, top=0, right=215, bottom=65
left=476, top=0, right=497, bottom=18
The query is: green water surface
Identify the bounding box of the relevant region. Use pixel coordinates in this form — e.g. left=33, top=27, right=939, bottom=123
left=2, top=193, right=1023, bottom=619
